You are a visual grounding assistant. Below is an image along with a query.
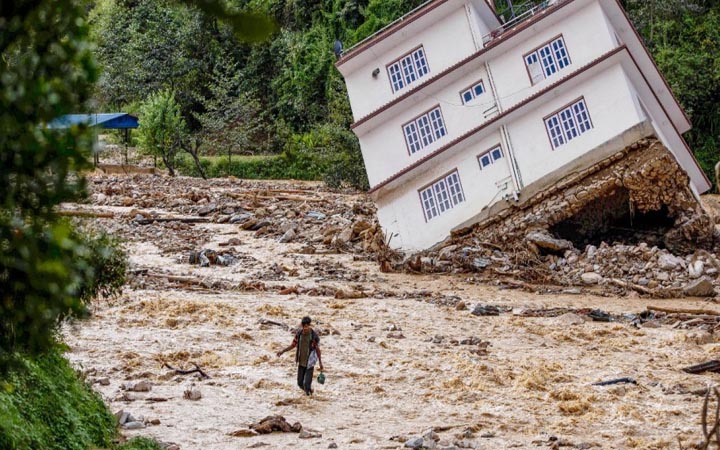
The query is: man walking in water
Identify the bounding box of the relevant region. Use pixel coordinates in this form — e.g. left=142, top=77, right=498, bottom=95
left=277, top=316, right=323, bottom=395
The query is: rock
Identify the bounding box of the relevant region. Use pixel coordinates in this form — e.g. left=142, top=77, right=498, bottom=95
left=689, top=260, right=705, bottom=279
left=687, top=331, right=714, bottom=345
left=586, top=245, right=597, bottom=259
left=306, top=211, right=326, bottom=220
left=165, top=445, right=180, bottom=450
left=279, top=229, right=295, bottom=243
left=656, top=271, right=669, bottom=282
left=658, top=253, right=684, bottom=270
left=229, top=213, right=253, bottom=224
left=423, top=430, right=440, bottom=442
left=122, top=381, right=152, bottom=392
left=641, top=321, right=661, bottom=328
left=183, top=385, right=202, bottom=400
left=337, top=227, right=353, bottom=244
left=328, top=443, right=338, bottom=449
left=197, top=204, right=216, bottom=216
left=439, top=245, right=458, bottom=260
left=115, top=410, right=131, bottom=425
left=123, top=421, right=146, bottom=430
left=228, top=428, right=259, bottom=437
left=148, top=418, right=161, bottom=425
left=473, top=257, right=491, bottom=269
left=555, top=313, right=586, bottom=326
left=455, top=301, right=467, bottom=311
left=471, top=305, right=501, bottom=316
left=581, top=272, right=602, bottom=285
left=683, top=277, right=716, bottom=297
left=526, top=231, right=573, bottom=252
left=299, top=429, right=322, bottom=439
left=405, top=437, right=424, bottom=449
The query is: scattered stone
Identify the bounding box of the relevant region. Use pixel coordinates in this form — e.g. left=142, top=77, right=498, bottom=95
left=405, top=437, right=424, bottom=448
left=299, top=429, right=322, bottom=439
left=328, top=442, right=338, bottom=449
left=183, top=384, right=202, bottom=401
left=658, top=253, right=684, bottom=271
left=555, top=313, right=586, bottom=326
left=689, top=260, right=705, bottom=279
left=279, top=228, right=296, bottom=243
left=581, top=272, right=602, bottom=285
left=250, top=415, right=302, bottom=434
left=121, top=380, right=152, bottom=392
left=228, top=428, right=258, bottom=437
left=471, top=305, right=501, bottom=316
left=683, top=277, right=716, bottom=297
left=526, top=231, right=574, bottom=252
left=148, top=418, right=161, bottom=425
left=455, top=301, right=467, bottom=311
left=123, top=421, right=146, bottom=430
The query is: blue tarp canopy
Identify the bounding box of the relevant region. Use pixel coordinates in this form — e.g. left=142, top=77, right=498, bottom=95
left=48, top=113, right=139, bottom=129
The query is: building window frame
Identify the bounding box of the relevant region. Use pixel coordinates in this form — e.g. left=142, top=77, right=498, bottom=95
left=402, top=106, right=447, bottom=155
left=418, top=170, right=466, bottom=221
left=477, top=144, right=504, bottom=170
left=387, top=46, right=430, bottom=93
left=543, top=97, right=594, bottom=150
left=523, top=35, right=571, bottom=85
left=460, top=80, right=486, bottom=104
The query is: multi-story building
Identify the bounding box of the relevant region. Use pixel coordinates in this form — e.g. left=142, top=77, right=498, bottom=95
left=335, top=0, right=711, bottom=251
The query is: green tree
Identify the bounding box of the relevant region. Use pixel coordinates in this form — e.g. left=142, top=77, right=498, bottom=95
left=0, top=0, right=102, bottom=365
left=137, top=89, right=188, bottom=176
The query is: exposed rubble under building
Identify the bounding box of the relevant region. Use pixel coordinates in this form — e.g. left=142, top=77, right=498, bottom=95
left=404, top=138, right=720, bottom=297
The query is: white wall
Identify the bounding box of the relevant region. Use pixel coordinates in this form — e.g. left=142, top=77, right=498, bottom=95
left=510, top=64, right=643, bottom=186
left=377, top=62, right=647, bottom=251
left=359, top=63, right=495, bottom=187
left=344, top=6, right=477, bottom=121
left=376, top=130, right=510, bottom=251
left=490, top=0, right=616, bottom=110
left=359, top=0, right=623, bottom=188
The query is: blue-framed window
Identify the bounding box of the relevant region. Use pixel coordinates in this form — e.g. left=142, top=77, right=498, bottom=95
left=478, top=145, right=504, bottom=170
left=544, top=98, right=593, bottom=149
left=460, top=80, right=485, bottom=104
left=419, top=171, right=465, bottom=221
left=403, top=106, right=447, bottom=154
left=387, top=47, right=430, bottom=92
left=525, top=36, right=570, bottom=84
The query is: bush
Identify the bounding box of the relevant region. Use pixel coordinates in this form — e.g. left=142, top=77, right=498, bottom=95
left=176, top=124, right=369, bottom=190
left=76, top=230, right=128, bottom=302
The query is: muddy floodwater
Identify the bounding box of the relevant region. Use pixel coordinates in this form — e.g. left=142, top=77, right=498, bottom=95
left=62, top=174, right=720, bottom=450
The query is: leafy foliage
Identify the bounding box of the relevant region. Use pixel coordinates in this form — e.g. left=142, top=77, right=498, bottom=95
left=137, top=89, right=188, bottom=176
left=0, top=0, right=103, bottom=362
left=0, top=349, right=116, bottom=450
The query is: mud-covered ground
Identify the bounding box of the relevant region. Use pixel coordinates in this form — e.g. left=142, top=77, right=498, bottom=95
left=62, top=172, right=720, bottom=450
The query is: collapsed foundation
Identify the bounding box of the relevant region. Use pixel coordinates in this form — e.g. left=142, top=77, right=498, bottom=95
left=408, top=137, right=719, bottom=296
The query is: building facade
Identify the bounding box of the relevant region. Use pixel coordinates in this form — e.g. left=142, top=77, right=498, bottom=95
left=336, top=0, right=711, bottom=251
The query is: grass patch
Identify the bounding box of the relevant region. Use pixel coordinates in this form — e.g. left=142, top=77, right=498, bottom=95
left=0, top=348, right=161, bottom=450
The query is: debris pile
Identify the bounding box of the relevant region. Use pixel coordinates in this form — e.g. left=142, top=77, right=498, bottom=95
left=86, top=175, right=392, bottom=259
left=405, top=138, right=720, bottom=297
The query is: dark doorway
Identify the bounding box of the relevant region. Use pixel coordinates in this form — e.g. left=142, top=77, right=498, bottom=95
left=549, top=188, right=675, bottom=248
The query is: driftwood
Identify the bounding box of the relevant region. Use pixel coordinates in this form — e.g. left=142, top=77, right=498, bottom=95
left=609, top=278, right=655, bottom=296
left=133, top=216, right=209, bottom=225
left=648, top=305, right=720, bottom=316
left=259, top=319, right=290, bottom=330
left=683, top=360, right=720, bottom=374
left=592, top=377, right=637, bottom=386
left=58, top=209, right=115, bottom=219
left=162, top=361, right=209, bottom=379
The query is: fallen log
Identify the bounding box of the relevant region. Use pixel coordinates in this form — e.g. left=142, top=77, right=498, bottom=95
left=162, top=362, right=210, bottom=379
left=133, top=216, right=209, bottom=224
left=647, top=305, right=720, bottom=316
left=58, top=209, right=115, bottom=219
left=682, top=360, right=720, bottom=374
left=609, top=278, right=655, bottom=296
left=259, top=319, right=289, bottom=330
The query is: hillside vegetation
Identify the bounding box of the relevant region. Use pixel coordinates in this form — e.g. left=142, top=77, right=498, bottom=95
left=90, top=0, right=719, bottom=187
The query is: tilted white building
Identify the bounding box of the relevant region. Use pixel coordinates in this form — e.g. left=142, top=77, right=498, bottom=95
left=336, top=0, right=711, bottom=252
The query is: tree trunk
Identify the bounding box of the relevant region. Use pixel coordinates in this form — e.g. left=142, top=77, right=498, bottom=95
left=182, top=138, right=207, bottom=180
